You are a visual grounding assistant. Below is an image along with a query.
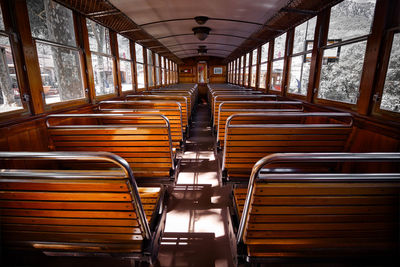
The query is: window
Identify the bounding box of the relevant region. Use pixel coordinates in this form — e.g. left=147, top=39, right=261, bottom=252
left=117, top=34, right=133, bottom=92
left=271, top=33, right=286, bottom=91
left=240, top=56, right=244, bottom=85
left=0, top=11, right=24, bottom=113
left=250, top=48, right=258, bottom=87
left=86, top=19, right=114, bottom=96
left=160, top=56, right=165, bottom=85
left=288, top=17, right=316, bottom=96
left=243, top=53, right=250, bottom=87
left=380, top=33, right=400, bottom=113
left=155, top=53, right=160, bottom=86
left=317, top=0, right=376, bottom=104
left=135, top=43, right=145, bottom=89
left=165, top=59, right=169, bottom=84
left=147, top=49, right=154, bottom=87
left=259, top=43, right=269, bottom=89
left=27, top=0, right=85, bottom=104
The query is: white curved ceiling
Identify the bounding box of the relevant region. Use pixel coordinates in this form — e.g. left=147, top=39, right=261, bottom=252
left=110, top=0, right=288, bottom=58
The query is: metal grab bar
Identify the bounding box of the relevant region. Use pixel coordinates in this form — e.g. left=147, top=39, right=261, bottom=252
left=46, top=113, right=175, bottom=170
left=236, top=152, right=400, bottom=244
left=0, top=151, right=152, bottom=240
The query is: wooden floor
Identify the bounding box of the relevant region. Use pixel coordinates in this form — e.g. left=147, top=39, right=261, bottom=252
left=1, top=102, right=236, bottom=267
left=157, top=102, right=236, bottom=267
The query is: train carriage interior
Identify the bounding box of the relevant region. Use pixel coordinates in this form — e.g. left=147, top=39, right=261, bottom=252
left=0, top=0, right=400, bottom=266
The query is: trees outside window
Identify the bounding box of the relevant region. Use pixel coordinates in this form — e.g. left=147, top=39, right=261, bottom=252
left=288, top=17, right=316, bottom=96
left=271, top=33, right=286, bottom=91
left=317, top=0, right=376, bottom=104
left=86, top=19, right=114, bottom=96
left=250, top=48, right=258, bottom=87
left=380, top=33, right=400, bottom=113
left=117, top=34, right=133, bottom=92
left=135, top=43, right=145, bottom=90
left=27, top=0, right=85, bottom=104
left=259, top=43, right=269, bottom=89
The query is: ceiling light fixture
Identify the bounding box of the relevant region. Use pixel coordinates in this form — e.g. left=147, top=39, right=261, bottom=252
left=192, top=26, right=211, bottom=41
left=197, top=45, right=207, bottom=55
left=194, top=16, right=209, bottom=25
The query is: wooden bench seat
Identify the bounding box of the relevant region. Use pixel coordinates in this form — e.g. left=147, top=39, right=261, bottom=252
left=0, top=151, right=167, bottom=264
left=98, top=100, right=184, bottom=150
left=222, top=112, right=354, bottom=183
left=216, top=101, right=303, bottom=147
left=233, top=153, right=400, bottom=264
left=46, top=114, right=177, bottom=184
left=126, top=95, right=190, bottom=134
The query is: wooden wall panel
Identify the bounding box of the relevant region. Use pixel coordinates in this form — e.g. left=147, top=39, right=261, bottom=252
left=179, top=56, right=227, bottom=84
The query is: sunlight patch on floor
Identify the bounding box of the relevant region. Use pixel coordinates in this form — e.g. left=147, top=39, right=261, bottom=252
left=177, top=171, right=218, bottom=186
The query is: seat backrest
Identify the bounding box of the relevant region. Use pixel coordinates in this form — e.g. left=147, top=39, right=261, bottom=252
left=126, top=95, right=189, bottom=131
left=217, top=101, right=303, bottom=146
left=222, top=112, right=354, bottom=182
left=98, top=100, right=184, bottom=149
left=46, top=114, right=175, bottom=183
left=0, top=151, right=162, bottom=257
left=236, top=153, right=400, bottom=261
left=212, top=95, right=279, bottom=127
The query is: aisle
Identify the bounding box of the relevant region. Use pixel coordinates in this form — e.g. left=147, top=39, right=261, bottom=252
left=157, top=103, right=236, bottom=267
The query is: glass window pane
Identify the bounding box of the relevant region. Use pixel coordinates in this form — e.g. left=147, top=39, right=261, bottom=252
left=147, top=49, right=153, bottom=65
left=155, top=67, right=160, bottom=85
left=245, top=53, right=250, bottom=67
left=0, top=36, right=23, bottom=113
left=161, top=68, right=165, bottom=84
left=259, top=63, right=267, bottom=89
left=252, top=49, right=258, bottom=65
left=91, top=54, right=114, bottom=96
left=27, top=0, right=76, bottom=47
left=86, top=19, right=110, bottom=54
left=328, top=0, right=376, bottom=42
left=318, top=41, right=367, bottom=104
left=135, top=44, right=143, bottom=63
left=148, top=65, right=154, bottom=87
left=0, top=7, right=5, bottom=30
left=271, top=59, right=284, bottom=91
left=261, top=43, right=269, bottom=63
left=244, top=65, right=249, bottom=86
left=155, top=54, right=159, bottom=67
left=250, top=65, right=257, bottom=87
left=160, top=56, right=164, bottom=68
left=36, top=42, right=84, bottom=104
left=273, top=33, right=286, bottom=59
left=117, top=34, right=130, bottom=60
left=380, top=33, right=400, bottom=113
left=136, top=63, right=145, bottom=88
left=293, top=17, right=316, bottom=54
left=120, top=60, right=132, bottom=92
left=288, top=54, right=311, bottom=96
left=135, top=43, right=144, bottom=63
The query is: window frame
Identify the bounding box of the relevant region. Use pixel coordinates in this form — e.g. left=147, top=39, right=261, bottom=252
left=371, top=29, right=400, bottom=120
left=313, top=0, right=377, bottom=109
left=116, top=34, right=135, bottom=94
left=0, top=3, right=31, bottom=120
left=286, top=16, right=317, bottom=100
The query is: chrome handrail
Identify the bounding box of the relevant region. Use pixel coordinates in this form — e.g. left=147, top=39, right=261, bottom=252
left=236, top=152, right=400, bottom=244
left=0, top=151, right=152, bottom=240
